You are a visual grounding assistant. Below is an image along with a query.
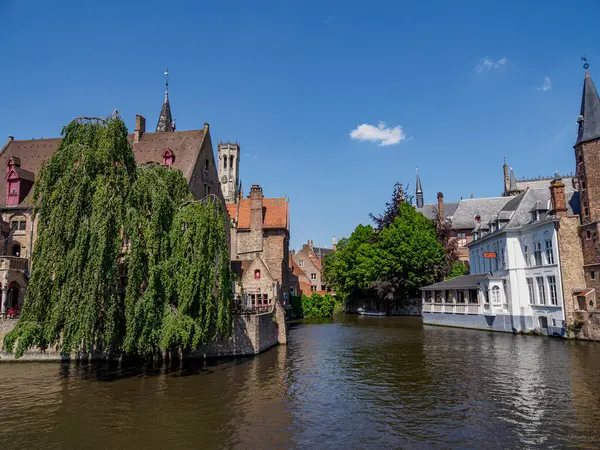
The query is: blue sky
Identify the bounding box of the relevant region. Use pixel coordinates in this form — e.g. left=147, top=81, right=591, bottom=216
left=1, top=0, right=599, bottom=249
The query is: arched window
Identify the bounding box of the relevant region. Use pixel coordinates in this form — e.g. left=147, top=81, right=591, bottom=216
left=254, top=269, right=261, bottom=280
left=162, top=148, right=174, bottom=166
left=491, top=286, right=500, bottom=304
left=223, top=156, right=228, bottom=169
left=11, top=243, right=21, bottom=257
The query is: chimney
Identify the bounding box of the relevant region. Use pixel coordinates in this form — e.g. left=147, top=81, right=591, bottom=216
left=503, top=159, right=509, bottom=195
left=250, top=184, right=264, bottom=232
left=134, top=115, right=146, bottom=143
left=550, top=174, right=568, bottom=218
left=437, top=192, right=445, bottom=221
left=470, top=193, right=474, bottom=199
left=308, top=239, right=313, bottom=247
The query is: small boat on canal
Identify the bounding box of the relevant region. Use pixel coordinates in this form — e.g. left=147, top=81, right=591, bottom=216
left=357, top=308, right=387, bottom=317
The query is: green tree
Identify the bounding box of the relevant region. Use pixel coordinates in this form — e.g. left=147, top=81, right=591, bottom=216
left=301, top=293, right=337, bottom=318
left=4, top=117, right=233, bottom=358
left=447, top=261, right=469, bottom=279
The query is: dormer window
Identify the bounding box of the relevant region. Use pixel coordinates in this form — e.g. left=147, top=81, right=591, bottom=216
left=5, top=156, right=34, bottom=207
left=254, top=269, right=261, bottom=280
left=162, top=148, right=174, bottom=166
left=532, top=211, right=538, bottom=222
left=474, top=214, right=481, bottom=223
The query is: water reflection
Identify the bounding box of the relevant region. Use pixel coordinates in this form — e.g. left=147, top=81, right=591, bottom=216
left=0, top=316, right=599, bottom=449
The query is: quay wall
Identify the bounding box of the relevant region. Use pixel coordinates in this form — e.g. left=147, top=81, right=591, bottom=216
left=345, top=297, right=422, bottom=316
left=0, top=304, right=287, bottom=361
left=423, top=312, right=565, bottom=337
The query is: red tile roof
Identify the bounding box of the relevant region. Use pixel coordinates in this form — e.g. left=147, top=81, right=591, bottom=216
left=226, top=198, right=289, bottom=230
left=0, top=129, right=206, bottom=208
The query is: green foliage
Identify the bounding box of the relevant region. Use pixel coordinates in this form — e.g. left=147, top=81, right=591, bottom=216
left=446, top=261, right=469, bottom=280
left=289, top=295, right=303, bottom=317
left=323, top=202, right=444, bottom=306
left=301, top=293, right=337, bottom=318
left=4, top=117, right=233, bottom=358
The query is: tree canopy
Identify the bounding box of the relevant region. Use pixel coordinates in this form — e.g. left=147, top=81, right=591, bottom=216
left=3, top=117, right=233, bottom=358
left=324, top=202, right=445, bottom=308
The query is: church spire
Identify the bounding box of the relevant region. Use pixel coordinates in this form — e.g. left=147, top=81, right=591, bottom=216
left=576, top=65, right=600, bottom=146
left=156, top=69, right=174, bottom=132
left=509, top=167, right=517, bottom=192
left=415, top=168, right=424, bottom=208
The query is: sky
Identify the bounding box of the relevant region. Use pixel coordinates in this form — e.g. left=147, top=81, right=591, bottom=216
left=1, top=0, right=599, bottom=250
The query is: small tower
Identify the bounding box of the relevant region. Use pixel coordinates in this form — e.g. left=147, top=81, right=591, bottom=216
left=156, top=70, right=175, bottom=132
left=415, top=169, right=424, bottom=208
left=505, top=167, right=523, bottom=197
left=218, top=141, right=241, bottom=203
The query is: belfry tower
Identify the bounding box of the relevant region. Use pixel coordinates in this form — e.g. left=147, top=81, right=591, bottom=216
left=218, top=141, right=241, bottom=203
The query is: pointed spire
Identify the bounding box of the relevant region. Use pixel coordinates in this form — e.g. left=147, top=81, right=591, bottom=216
left=156, top=69, right=174, bottom=132
left=509, top=167, right=517, bottom=191
left=415, top=168, right=424, bottom=208
left=576, top=69, right=600, bottom=146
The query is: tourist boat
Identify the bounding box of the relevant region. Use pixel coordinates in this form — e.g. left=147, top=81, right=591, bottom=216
left=357, top=308, right=387, bottom=317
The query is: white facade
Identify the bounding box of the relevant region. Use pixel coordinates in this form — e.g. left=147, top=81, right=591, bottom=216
left=468, top=218, right=565, bottom=333
left=218, top=142, right=240, bottom=203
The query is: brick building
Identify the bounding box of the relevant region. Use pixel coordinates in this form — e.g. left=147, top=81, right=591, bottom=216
left=226, top=185, right=291, bottom=310
left=290, top=240, right=335, bottom=296
left=0, top=82, right=222, bottom=317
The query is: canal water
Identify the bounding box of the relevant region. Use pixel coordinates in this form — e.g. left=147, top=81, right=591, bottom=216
left=1, top=315, right=600, bottom=449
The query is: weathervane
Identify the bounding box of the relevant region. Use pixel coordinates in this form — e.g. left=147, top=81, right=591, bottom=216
left=582, top=57, right=589, bottom=70
left=164, top=68, right=170, bottom=88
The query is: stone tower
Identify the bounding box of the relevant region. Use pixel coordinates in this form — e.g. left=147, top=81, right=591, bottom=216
left=218, top=141, right=241, bottom=203
left=575, top=69, right=600, bottom=299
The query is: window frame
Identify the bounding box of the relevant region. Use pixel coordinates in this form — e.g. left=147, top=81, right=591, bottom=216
left=526, top=278, right=535, bottom=304
left=536, top=276, right=546, bottom=305
left=548, top=275, right=558, bottom=306
left=545, top=239, right=554, bottom=265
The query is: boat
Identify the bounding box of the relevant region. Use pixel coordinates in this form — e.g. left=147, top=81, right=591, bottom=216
left=357, top=308, right=387, bottom=317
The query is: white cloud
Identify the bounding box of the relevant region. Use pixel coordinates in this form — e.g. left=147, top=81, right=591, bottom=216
left=475, top=57, right=508, bottom=73
left=537, top=76, right=552, bottom=92
left=349, top=122, right=406, bottom=147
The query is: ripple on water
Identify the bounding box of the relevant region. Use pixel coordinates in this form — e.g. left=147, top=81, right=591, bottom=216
left=1, top=317, right=600, bottom=449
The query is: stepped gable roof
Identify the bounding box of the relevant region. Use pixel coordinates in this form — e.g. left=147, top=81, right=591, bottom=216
left=450, top=197, right=512, bottom=230
left=0, top=129, right=206, bottom=208
left=576, top=70, right=600, bottom=146
left=416, top=202, right=460, bottom=221
left=226, top=197, right=289, bottom=230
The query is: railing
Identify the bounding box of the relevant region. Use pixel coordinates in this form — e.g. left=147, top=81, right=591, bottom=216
left=423, top=303, right=480, bottom=315
left=232, top=303, right=274, bottom=315
left=0, top=257, right=28, bottom=271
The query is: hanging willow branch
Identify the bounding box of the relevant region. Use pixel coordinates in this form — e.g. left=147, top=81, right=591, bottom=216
left=3, top=117, right=234, bottom=358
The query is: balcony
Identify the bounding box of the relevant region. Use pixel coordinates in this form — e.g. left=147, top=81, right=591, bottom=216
left=423, top=303, right=480, bottom=314
left=0, top=257, right=28, bottom=271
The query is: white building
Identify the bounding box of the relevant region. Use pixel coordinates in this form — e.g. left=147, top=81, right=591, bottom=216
left=421, top=181, right=580, bottom=336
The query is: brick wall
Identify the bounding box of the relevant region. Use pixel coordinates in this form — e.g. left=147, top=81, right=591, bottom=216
left=577, top=139, right=600, bottom=224
left=558, top=216, right=586, bottom=326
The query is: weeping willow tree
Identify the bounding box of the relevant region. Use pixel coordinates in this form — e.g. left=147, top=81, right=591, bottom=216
left=4, top=117, right=234, bottom=358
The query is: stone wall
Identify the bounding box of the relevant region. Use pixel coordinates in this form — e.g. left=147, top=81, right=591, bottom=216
left=345, top=297, right=422, bottom=316
left=0, top=305, right=288, bottom=361
left=572, top=311, right=600, bottom=341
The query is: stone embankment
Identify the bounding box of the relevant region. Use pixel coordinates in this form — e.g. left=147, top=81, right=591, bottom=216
left=345, top=298, right=422, bottom=316
left=0, top=301, right=288, bottom=361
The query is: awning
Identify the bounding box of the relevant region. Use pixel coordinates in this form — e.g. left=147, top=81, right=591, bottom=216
left=572, top=288, right=595, bottom=297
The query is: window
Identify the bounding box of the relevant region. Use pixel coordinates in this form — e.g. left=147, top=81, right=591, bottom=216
left=310, top=273, right=317, bottom=280
left=591, top=270, right=596, bottom=281
left=475, top=215, right=481, bottom=223
left=468, top=289, right=478, bottom=303
left=582, top=180, right=587, bottom=190
left=545, top=239, right=554, bottom=264
left=587, top=230, right=592, bottom=239
left=310, top=285, right=317, bottom=292
left=536, top=277, right=546, bottom=305
left=11, top=243, right=20, bottom=257
left=254, top=269, right=261, bottom=280
left=299, top=260, right=304, bottom=267
left=321, top=285, right=326, bottom=291
left=548, top=276, right=558, bottom=306
left=538, top=316, right=548, bottom=329
left=223, top=156, right=228, bottom=169
left=524, top=245, right=530, bottom=267
left=458, top=291, right=466, bottom=303
left=205, top=159, right=209, bottom=171
left=532, top=211, right=538, bottom=223
left=290, top=287, right=295, bottom=296
left=585, top=207, right=590, bottom=216
left=534, top=242, right=543, bottom=266
left=500, top=249, right=505, bottom=269
left=11, top=221, right=18, bottom=231
left=526, top=278, right=535, bottom=304
left=491, top=286, right=501, bottom=304
left=445, top=290, right=452, bottom=303
left=457, top=232, right=467, bottom=247
left=204, top=183, right=210, bottom=197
